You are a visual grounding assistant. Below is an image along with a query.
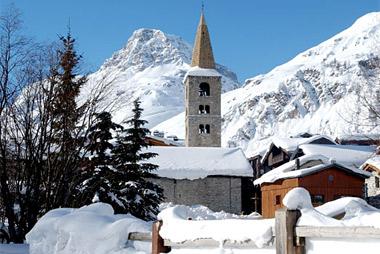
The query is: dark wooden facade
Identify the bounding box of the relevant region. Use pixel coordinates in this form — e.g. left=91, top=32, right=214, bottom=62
left=248, top=136, right=336, bottom=214
left=261, top=166, right=366, bottom=218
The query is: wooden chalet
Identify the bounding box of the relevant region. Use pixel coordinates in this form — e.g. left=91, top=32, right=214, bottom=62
left=248, top=134, right=336, bottom=213
left=254, top=155, right=370, bottom=218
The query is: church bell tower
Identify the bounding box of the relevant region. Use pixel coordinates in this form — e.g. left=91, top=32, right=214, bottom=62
left=184, top=13, right=221, bottom=147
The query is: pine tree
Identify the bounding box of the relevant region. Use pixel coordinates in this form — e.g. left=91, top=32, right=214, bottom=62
left=111, top=99, right=163, bottom=220
left=48, top=31, right=87, bottom=208
left=77, top=111, right=122, bottom=206
left=51, top=32, right=86, bottom=151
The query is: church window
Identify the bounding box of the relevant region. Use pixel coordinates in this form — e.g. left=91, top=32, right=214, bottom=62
left=199, top=105, right=204, bottom=114
left=205, top=105, right=210, bottom=114
left=205, top=124, right=210, bottom=134
left=199, top=124, right=205, bottom=134
left=199, top=83, right=210, bottom=96
left=198, top=105, right=210, bottom=114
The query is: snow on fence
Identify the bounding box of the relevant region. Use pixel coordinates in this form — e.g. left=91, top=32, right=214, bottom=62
left=127, top=216, right=380, bottom=254
left=128, top=188, right=380, bottom=254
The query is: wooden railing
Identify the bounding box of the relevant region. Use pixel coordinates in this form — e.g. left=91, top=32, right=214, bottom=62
left=128, top=208, right=380, bottom=254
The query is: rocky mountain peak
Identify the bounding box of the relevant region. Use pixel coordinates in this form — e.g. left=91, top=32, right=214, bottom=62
left=100, top=28, right=192, bottom=72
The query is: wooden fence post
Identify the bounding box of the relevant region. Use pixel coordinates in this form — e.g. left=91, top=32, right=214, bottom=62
left=152, top=220, right=171, bottom=254
left=275, top=208, right=305, bottom=254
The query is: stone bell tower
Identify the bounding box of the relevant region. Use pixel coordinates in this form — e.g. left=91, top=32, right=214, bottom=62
left=184, top=13, right=221, bottom=147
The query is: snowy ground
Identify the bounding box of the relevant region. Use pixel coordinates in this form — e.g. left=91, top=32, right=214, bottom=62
left=3, top=188, right=380, bottom=254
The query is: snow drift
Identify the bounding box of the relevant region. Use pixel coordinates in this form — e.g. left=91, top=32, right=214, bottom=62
left=25, top=203, right=151, bottom=254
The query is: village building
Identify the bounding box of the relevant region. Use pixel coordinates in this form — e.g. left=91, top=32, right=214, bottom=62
left=147, top=146, right=254, bottom=214
left=248, top=134, right=337, bottom=212
left=361, top=154, right=380, bottom=208
left=145, top=134, right=183, bottom=147
left=254, top=154, right=371, bottom=218
left=335, top=134, right=380, bottom=146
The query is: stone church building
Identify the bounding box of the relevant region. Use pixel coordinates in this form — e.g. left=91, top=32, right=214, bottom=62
left=148, top=12, right=254, bottom=214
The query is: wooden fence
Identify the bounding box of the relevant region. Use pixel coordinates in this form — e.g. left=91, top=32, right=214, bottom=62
left=128, top=208, right=380, bottom=254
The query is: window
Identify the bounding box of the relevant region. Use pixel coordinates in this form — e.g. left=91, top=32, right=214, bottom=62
left=205, top=124, right=210, bottom=134
left=199, top=83, right=210, bottom=96
left=376, top=177, right=380, bottom=188
left=199, top=124, right=205, bottom=134
left=205, top=105, right=210, bottom=114
left=198, top=105, right=204, bottom=114
left=275, top=195, right=281, bottom=205
left=199, top=124, right=210, bottom=134
left=199, top=105, right=210, bottom=114
left=311, top=194, right=325, bottom=205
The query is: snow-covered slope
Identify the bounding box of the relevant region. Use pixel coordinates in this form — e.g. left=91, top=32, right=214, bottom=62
left=155, top=12, right=380, bottom=155
left=82, top=29, right=239, bottom=127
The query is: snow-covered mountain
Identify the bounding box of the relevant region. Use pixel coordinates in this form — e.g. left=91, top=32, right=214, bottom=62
left=82, top=29, right=239, bottom=127
left=155, top=12, right=380, bottom=155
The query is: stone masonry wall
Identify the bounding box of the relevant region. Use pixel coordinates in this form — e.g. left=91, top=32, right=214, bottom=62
left=185, top=75, right=221, bottom=147
left=148, top=176, right=242, bottom=214
left=366, top=172, right=380, bottom=208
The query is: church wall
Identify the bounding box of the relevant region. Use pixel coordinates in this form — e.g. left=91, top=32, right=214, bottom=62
left=147, top=176, right=243, bottom=214
left=185, top=75, right=221, bottom=147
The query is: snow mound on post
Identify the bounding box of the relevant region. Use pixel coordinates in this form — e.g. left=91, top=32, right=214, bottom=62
left=282, top=187, right=313, bottom=210
left=26, top=203, right=151, bottom=254
left=158, top=205, right=274, bottom=248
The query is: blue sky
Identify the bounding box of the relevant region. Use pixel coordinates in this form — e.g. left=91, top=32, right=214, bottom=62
left=1, top=0, right=379, bottom=81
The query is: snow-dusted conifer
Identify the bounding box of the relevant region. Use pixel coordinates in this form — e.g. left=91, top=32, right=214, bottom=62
left=111, top=99, right=163, bottom=220
left=78, top=111, right=122, bottom=206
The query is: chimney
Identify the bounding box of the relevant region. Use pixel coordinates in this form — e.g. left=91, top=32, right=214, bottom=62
left=295, top=158, right=300, bottom=170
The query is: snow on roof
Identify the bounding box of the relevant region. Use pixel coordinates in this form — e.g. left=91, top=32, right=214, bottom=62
left=183, top=66, right=221, bottom=82
left=147, top=147, right=252, bottom=180
left=361, top=155, right=380, bottom=171
left=254, top=154, right=370, bottom=185
left=300, top=144, right=375, bottom=168
left=249, top=134, right=336, bottom=159
left=271, top=135, right=336, bottom=152
left=146, top=134, right=184, bottom=146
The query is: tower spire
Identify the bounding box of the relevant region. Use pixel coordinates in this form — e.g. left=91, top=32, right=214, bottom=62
left=191, top=12, right=215, bottom=69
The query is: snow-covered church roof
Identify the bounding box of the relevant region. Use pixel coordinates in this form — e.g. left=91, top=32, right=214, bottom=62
left=147, top=147, right=252, bottom=180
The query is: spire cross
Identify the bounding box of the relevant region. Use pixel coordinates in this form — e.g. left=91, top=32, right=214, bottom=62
left=201, top=1, right=204, bottom=13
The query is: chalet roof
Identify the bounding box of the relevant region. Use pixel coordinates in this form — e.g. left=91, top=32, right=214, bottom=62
left=253, top=134, right=336, bottom=162
left=147, top=147, right=252, bottom=180
left=300, top=144, right=375, bottom=168
left=191, top=13, right=215, bottom=69
left=254, top=154, right=370, bottom=185
left=361, top=155, right=380, bottom=173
